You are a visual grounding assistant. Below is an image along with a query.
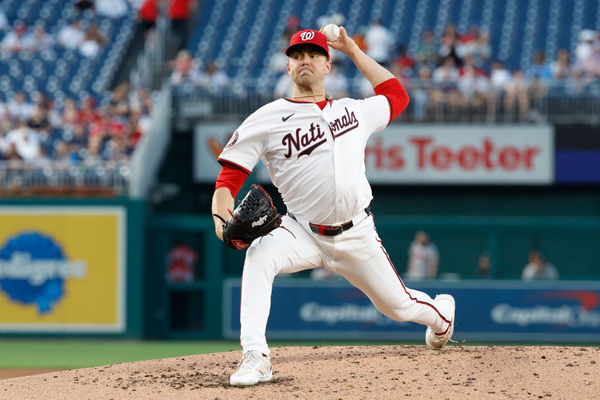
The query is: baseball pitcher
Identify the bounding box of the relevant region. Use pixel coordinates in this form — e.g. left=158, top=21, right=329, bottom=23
left=211, top=26, right=456, bottom=386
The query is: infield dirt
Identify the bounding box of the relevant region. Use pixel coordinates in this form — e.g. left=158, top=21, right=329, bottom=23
left=1, top=345, right=598, bottom=399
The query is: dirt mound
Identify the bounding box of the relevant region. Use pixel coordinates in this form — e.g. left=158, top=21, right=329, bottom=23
left=1, top=345, right=598, bottom=399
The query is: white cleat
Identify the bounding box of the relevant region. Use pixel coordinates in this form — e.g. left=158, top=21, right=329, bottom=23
left=425, top=294, right=455, bottom=350
left=230, top=350, right=273, bottom=386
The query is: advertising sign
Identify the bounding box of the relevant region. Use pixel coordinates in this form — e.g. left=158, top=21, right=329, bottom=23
left=365, top=125, right=554, bottom=184
left=196, top=123, right=554, bottom=184
left=224, top=279, right=600, bottom=342
left=0, top=207, right=125, bottom=333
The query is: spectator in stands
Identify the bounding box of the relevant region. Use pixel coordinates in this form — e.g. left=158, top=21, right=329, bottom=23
left=458, top=54, right=490, bottom=112
left=490, top=60, right=512, bottom=90
left=2, top=121, right=42, bottom=162
left=549, top=49, right=573, bottom=83
left=88, top=109, right=113, bottom=140
left=26, top=106, right=52, bottom=135
left=79, top=22, right=109, bottom=58
left=575, top=30, right=596, bottom=67
left=65, top=123, right=89, bottom=161
left=525, top=50, right=552, bottom=98
left=324, top=64, right=348, bottom=99
left=0, top=102, right=10, bottom=133
left=431, top=57, right=463, bottom=119
left=504, top=69, right=529, bottom=121
left=61, top=98, right=80, bottom=127
left=269, top=41, right=290, bottom=75
left=57, top=19, right=86, bottom=50
left=23, top=25, right=53, bottom=52
left=105, top=131, right=130, bottom=161
left=138, top=0, right=159, bottom=36
left=395, top=44, right=415, bottom=76
left=127, top=110, right=145, bottom=146
left=456, top=24, right=479, bottom=59
left=169, top=49, right=197, bottom=85
left=473, top=29, right=491, bottom=67
left=410, top=65, right=435, bottom=121
left=282, top=14, right=301, bottom=42
left=475, top=251, right=492, bottom=279
left=169, top=0, right=197, bottom=50
left=488, top=60, right=511, bottom=121
left=522, top=250, right=559, bottom=281
left=129, top=87, right=153, bottom=118
left=415, top=31, right=438, bottom=68
left=439, top=24, right=463, bottom=67
left=406, top=231, right=439, bottom=280
left=7, top=91, right=34, bottom=123
left=273, top=73, right=294, bottom=99
left=52, top=140, right=74, bottom=163
left=109, top=82, right=132, bottom=119
left=573, top=32, right=600, bottom=82
left=95, top=0, right=129, bottom=19
left=195, top=61, right=230, bottom=94
left=85, top=135, right=106, bottom=164
left=351, top=28, right=368, bottom=52
left=1, top=21, right=28, bottom=53
left=0, top=10, right=8, bottom=32
left=364, top=20, right=394, bottom=67
left=78, top=97, right=101, bottom=124
left=432, top=57, right=459, bottom=86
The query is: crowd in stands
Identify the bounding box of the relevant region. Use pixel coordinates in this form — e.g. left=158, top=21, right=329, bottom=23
left=0, top=84, right=152, bottom=167
left=0, top=0, right=137, bottom=59
left=170, top=14, right=600, bottom=122
left=0, top=1, right=155, bottom=171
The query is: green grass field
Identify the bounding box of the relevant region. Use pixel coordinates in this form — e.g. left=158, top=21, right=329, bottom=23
left=2, top=339, right=593, bottom=370
left=0, top=340, right=242, bottom=369
left=0, top=340, right=398, bottom=369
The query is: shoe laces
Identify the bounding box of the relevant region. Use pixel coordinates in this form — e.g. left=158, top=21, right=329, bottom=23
left=238, top=351, right=265, bottom=370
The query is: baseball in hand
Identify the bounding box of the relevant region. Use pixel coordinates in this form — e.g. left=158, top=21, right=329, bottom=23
left=323, top=24, right=340, bottom=41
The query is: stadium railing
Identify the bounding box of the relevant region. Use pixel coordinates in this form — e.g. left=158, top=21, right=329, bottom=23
left=171, top=82, right=600, bottom=125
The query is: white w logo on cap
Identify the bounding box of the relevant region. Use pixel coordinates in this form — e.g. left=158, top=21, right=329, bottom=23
left=300, top=31, right=315, bottom=41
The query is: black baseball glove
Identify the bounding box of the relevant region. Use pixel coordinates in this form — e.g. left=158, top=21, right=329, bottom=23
left=219, top=184, right=282, bottom=250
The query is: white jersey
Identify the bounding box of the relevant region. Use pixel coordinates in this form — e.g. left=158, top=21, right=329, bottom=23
left=219, top=96, right=391, bottom=225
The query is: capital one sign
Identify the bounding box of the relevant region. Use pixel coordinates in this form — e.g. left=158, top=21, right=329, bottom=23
left=365, top=125, right=554, bottom=184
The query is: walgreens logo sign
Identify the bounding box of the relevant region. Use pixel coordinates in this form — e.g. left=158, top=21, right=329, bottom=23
left=365, top=125, right=554, bottom=184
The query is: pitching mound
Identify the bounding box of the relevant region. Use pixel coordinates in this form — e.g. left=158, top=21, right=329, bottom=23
left=1, top=345, right=598, bottom=399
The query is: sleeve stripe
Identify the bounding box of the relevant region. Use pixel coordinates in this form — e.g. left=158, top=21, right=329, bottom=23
left=384, top=94, right=393, bottom=126
left=218, top=158, right=251, bottom=175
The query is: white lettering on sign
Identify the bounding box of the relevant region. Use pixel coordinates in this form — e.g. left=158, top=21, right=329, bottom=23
left=0, top=252, right=88, bottom=285
left=490, top=304, right=600, bottom=328
left=299, top=302, right=402, bottom=325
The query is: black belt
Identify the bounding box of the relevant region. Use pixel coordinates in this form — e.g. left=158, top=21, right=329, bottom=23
left=299, top=208, right=371, bottom=237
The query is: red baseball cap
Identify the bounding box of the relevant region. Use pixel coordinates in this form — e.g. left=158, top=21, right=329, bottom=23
left=285, top=29, right=330, bottom=58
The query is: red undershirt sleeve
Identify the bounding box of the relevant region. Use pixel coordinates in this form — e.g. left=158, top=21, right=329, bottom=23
left=215, top=163, right=249, bottom=198
left=373, top=78, right=410, bottom=123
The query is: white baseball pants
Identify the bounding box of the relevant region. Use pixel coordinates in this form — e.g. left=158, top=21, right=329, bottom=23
left=239, top=214, right=452, bottom=356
